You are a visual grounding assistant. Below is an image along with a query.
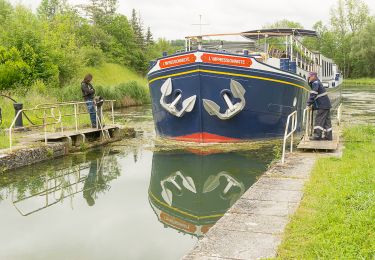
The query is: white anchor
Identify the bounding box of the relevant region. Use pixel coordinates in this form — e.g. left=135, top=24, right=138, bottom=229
left=160, top=78, right=197, bottom=117
left=160, top=171, right=197, bottom=206
left=203, top=79, right=246, bottom=120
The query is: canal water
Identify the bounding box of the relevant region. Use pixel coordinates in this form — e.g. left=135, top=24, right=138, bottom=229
left=0, top=87, right=372, bottom=260
left=342, top=87, right=375, bottom=124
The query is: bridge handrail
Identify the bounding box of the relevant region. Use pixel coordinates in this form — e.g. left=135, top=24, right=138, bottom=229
left=8, top=100, right=116, bottom=150
left=302, top=107, right=313, bottom=141
left=281, top=110, right=298, bottom=164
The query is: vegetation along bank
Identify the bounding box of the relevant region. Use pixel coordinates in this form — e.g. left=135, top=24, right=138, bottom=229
left=276, top=125, right=375, bottom=259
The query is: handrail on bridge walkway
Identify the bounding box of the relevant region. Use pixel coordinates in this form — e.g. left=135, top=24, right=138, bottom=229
left=281, top=110, right=298, bottom=164
left=282, top=103, right=343, bottom=164
left=8, top=100, right=116, bottom=150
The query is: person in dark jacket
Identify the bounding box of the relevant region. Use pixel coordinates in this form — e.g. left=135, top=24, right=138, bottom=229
left=81, top=74, right=97, bottom=128
left=307, top=72, right=332, bottom=141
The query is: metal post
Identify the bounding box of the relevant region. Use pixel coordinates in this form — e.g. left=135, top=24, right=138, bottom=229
left=45, top=172, right=49, bottom=206
left=281, top=111, right=297, bottom=164
left=311, top=109, right=314, bottom=136
left=74, top=104, right=78, bottom=132
left=13, top=103, right=23, bottom=128
left=264, top=34, right=267, bottom=53
left=77, top=104, right=80, bottom=131
left=100, top=106, right=104, bottom=126
left=9, top=126, right=12, bottom=150
left=44, top=109, right=47, bottom=145
left=111, top=101, right=115, bottom=125
left=285, top=35, right=288, bottom=56
left=59, top=107, right=64, bottom=135
left=290, top=36, right=293, bottom=61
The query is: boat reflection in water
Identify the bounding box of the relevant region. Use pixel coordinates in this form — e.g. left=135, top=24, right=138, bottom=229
left=6, top=149, right=121, bottom=216
left=148, top=149, right=272, bottom=237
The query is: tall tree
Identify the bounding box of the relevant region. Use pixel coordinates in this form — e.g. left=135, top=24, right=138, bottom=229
left=130, top=9, right=144, bottom=47
left=82, top=0, right=102, bottom=24
left=98, top=0, right=118, bottom=16
left=264, top=19, right=303, bottom=29
left=261, top=19, right=304, bottom=51
left=350, top=19, right=375, bottom=77
left=37, top=0, right=67, bottom=20
left=145, top=27, right=154, bottom=46
left=0, top=0, right=13, bottom=24
left=346, top=0, right=369, bottom=34
left=330, top=0, right=370, bottom=77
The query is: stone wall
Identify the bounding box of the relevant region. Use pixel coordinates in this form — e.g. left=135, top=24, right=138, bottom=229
left=0, top=143, right=67, bottom=173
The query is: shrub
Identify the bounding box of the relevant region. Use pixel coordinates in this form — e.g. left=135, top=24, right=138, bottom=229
left=53, top=84, right=81, bottom=101
left=0, top=46, right=31, bottom=90
left=81, top=46, right=105, bottom=67
left=115, top=81, right=149, bottom=104
left=30, top=79, right=47, bottom=94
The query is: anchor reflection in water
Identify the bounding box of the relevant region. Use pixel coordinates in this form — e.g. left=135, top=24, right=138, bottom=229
left=148, top=150, right=271, bottom=237
left=9, top=149, right=121, bottom=216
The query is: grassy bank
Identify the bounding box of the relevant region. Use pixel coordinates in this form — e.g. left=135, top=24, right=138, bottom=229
left=77, top=63, right=147, bottom=87
left=276, top=125, right=375, bottom=259
left=58, top=62, right=149, bottom=105
left=343, top=78, right=375, bottom=87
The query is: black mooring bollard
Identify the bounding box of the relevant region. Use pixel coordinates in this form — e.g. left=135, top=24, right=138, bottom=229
left=13, top=103, right=23, bottom=128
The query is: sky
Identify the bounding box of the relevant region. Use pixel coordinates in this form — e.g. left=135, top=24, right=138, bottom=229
left=9, top=0, right=375, bottom=40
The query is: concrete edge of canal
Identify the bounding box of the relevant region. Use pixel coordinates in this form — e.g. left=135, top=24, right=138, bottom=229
left=183, top=145, right=343, bottom=260
left=0, top=126, right=135, bottom=173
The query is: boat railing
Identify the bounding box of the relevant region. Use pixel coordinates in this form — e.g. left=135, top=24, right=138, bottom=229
left=8, top=100, right=116, bottom=150
left=281, top=110, right=298, bottom=164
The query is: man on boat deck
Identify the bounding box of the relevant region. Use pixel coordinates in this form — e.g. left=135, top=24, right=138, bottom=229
left=307, top=72, right=332, bottom=141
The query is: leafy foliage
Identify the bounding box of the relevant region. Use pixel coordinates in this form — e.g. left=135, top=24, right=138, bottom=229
left=306, top=0, right=372, bottom=78
left=0, top=0, right=175, bottom=93
left=350, top=19, right=375, bottom=77
left=81, top=46, right=105, bottom=67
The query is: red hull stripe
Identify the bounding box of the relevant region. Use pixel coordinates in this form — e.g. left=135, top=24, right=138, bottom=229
left=173, top=132, right=240, bottom=143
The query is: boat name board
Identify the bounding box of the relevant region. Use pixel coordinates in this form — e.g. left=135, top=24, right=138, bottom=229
left=160, top=212, right=197, bottom=233
left=159, top=54, right=197, bottom=68
left=201, top=53, right=252, bottom=67
left=158, top=52, right=253, bottom=69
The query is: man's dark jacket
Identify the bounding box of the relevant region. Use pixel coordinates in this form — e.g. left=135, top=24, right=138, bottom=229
left=307, top=79, right=331, bottom=109
left=81, top=82, right=95, bottom=101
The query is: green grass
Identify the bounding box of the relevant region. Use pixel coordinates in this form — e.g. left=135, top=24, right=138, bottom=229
left=276, top=125, right=375, bottom=259
left=54, top=62, right=150, bottom=105
left=344, top=78, right=375, bottom=87
left=0, top=130, right=10, bottom=149
left=77, top=63, right=147, bottom=87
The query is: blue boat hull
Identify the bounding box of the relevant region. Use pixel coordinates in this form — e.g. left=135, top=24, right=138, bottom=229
left=148, top=53, right=310, bottom=142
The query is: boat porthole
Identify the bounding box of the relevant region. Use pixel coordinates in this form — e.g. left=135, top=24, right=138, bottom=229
left=293, top=97, right=297, bottom=106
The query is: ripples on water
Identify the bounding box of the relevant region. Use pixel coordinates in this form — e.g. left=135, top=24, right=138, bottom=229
left=342, top=88, right=375, bottom=124
left=0, top=88, right=372, bottom=259
left=0, top=106, right=276, bottom=260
